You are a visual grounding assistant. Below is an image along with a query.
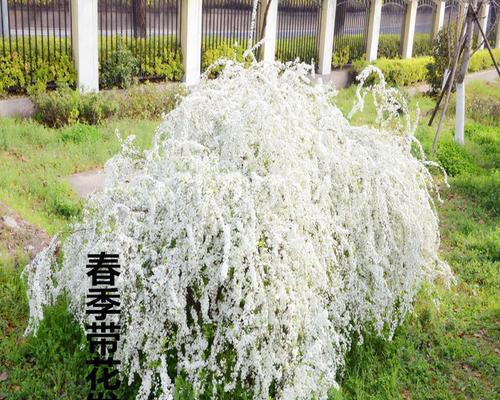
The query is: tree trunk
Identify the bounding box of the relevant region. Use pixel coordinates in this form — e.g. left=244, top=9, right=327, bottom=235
left=132, top=0, right=147, bottom=38
left=454, top=0, right=477, bottom=146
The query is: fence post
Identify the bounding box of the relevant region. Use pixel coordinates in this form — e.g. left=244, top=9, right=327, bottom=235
left=401, top=0, right=418, bottom=58
left=1, top=0, right=8, bottom=37
left=71, top=0, right=99, bottom=92
left=181, top=0, right=202, bottom=85
left=366, top=0, right=382, bottom=61
left=432, top=0, right=445, bottom=38
left=258, top=0, right=278, bottom=62
left=477, top=1, right=489, bottom=49
left=318, top=0, right=336, bottom=74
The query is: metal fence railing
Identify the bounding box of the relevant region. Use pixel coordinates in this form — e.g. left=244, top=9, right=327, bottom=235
left=0, top=0, right=72, bottom=88
left=201, top=0, right=259, bottom=70
left=415, top=0, right=436, bottom=56
left=276, top=0, right=322, bottom=63
left=444, top=0, right=460, bottom=26
left=98, top=0, right=181, bottom=80
left=379, top=0, right=406, bottom=57
left=333, top=0, right=371, bottom=64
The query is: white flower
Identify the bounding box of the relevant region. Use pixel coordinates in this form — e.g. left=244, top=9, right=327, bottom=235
left=23, top=60, right=452, bottom=399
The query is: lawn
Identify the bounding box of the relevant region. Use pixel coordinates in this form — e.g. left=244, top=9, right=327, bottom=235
left=0, top=79, right=498, bottom=399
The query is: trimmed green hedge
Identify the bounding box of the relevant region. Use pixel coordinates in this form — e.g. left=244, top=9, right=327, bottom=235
left=352, top=56, right=433, bottom=86
left=352, top=48, right=500, bottom=88
left=468, top=48, right=500, bottom=73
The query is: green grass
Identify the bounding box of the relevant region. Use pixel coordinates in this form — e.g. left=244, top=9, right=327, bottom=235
left=0, top=118, right=159, bottom=234
left=0, top=79, right=498, bottom=399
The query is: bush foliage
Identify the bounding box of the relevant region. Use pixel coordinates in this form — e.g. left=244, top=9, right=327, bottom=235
left=31, top=82, right=185, bottom=127
left=0, top=37, right=76, bottom=95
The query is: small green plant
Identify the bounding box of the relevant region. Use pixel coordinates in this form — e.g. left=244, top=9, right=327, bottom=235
left=436, top=141, right=478, bottom=177
left=100, top=46, right=140, bottom=89
left=0, top=37, right=75, bottom=95
left=0, top=52, right=26, bottom=95
left=31, top=82, right=185, bottom=127
left=31, top=86, right=81, bottom=128
left=332, top=46, right=350, bottom=69
left=202, top=42, right=248, bottom=77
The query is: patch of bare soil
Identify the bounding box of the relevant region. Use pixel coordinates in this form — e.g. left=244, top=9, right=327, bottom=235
left=0, top=201, right=51, bottom=259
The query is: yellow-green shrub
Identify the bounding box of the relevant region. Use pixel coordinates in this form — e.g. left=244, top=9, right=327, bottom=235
left=468, top=48, right=500, bottom=73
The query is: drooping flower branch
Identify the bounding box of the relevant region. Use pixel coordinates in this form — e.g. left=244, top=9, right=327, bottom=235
left=23, top=60, right=452, bottom=400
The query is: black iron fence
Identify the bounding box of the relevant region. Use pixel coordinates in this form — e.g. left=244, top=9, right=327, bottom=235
left=444, top=0, right=460, bottom=26
left=98, top=0, right=181, bottom=80
left=415, top=0, right=435, bottom=55
left=0, top=0, right=72, bottom=89
left=201, top=0, right=259, bottom=70
left=379, top=0, right=406, bottom=57
left=276, top=0, right=322, bottom=63
left=333, top=0, right=371, bottom=64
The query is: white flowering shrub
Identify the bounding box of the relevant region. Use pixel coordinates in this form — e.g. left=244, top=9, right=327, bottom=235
left=23, top=61, right=452, bottom=399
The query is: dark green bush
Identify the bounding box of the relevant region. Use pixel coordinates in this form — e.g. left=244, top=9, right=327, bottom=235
left=436, top=141, right=478, bottom=177
left=100, top=46, right=140, bottom=89
left=32, top=86, right=81, bottom=128
left=99, top=36, right=183, bottom=82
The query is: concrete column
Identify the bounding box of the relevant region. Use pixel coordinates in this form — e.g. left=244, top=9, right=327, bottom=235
left=401, top=0, right=418, bottom=58
left=317, top=0, right=337, bottom=74
left=71, top=0, right=99, bottom=92
left=257, top=0, right=278, bottom=62
left=366, top=0, right=382, bottom=61
left=477, top=1, right=490, bottom=49
left=180, top=0, right=202, bottom=85
left=432, top=0, right=446, bottom=38
left=1, top=0, right=8, bottom=37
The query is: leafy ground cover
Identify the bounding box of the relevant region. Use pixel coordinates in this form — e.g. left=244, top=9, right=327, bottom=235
left=0, top=79, right=498, bottom=399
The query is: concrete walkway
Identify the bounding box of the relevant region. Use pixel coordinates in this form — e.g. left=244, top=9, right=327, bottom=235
left=407, top=68, right=499, bottom=95
left=67, top=169, right=106, bottom=199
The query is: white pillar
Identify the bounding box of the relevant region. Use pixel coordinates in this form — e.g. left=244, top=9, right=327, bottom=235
left=1, top=0, right=8, bottom=37
left=477, top=1, right=490, bottom=49
left=71, top=0, right=99, bottom=92
left=317, top=0, right=337, bottom=74
left=432, top=0, right=445, bottom=38
left=257, top=0, right=278, bottom=62
left=181, top=0, right=202, bottom=85
left=454, top=81, right=465, bottom=145
left=366, top=0, right=382, bottom=61
left=496, top=14, right=500, bottom=48
left=401, top=0, right=418, bottom=58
